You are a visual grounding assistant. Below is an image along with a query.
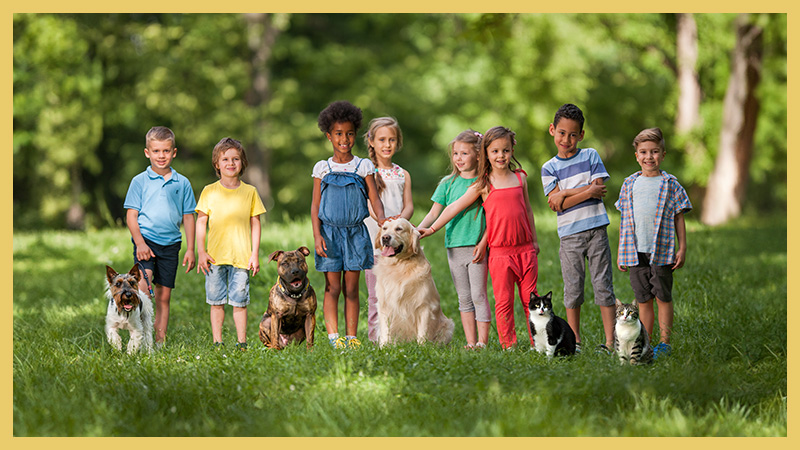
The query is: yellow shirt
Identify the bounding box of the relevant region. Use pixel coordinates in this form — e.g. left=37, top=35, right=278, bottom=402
left=196, top=181, right=266, bottom=269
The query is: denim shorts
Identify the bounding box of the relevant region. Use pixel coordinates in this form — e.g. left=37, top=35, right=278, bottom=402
left=205, top=264, right=250, bottom=307
left=132, top=238, right=180, bottom=288
left=314, top=222, right=374, bottom=272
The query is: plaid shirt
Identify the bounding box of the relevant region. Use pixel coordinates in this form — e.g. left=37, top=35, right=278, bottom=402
left=615, top=171, right=692, bottom=266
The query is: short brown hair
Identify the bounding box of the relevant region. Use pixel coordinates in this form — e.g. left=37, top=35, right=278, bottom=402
left=145, top=126, right=176, bottom=149
left=211, top=137, right=248, bottom=178
left=632, top=127, right=665, bottom=151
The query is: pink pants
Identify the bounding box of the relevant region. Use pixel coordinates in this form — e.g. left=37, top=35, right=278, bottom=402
left=488, top=244, right=538, bottom=349
left=365, top=268, right=379, bottom=343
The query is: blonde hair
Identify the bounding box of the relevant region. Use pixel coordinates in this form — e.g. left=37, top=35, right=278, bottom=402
left=145, top=126, right=175, bottom=149
left=474, top=126, right=522, bottom=193
left=211, top=137, right=248, bottom=178
left=632, top=127, right=665, bottom=151
left=444, top=129, right=483, bottom=183
left=363, top=117, right=403, bottom=196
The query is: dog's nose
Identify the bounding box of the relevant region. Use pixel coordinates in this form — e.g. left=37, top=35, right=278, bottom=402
left=382, top=235, right=391, bottom=245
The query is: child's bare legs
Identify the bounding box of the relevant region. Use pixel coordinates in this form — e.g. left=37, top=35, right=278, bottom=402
left=566, top=307, right=581, bottom=344
left=477, top=320, right=490, bottom=346
left=343, top=271, right=361, bottom=336
left=599, top=304, right=615, bottom=348
left=639, top=299, right=655, bottom=337
left=136, top=268, right=171, bottom=344
left=638, top=298, right=672, bottom=344
left=460, top=311, right=477, bottom=347
left=323, top=271, right=343, bottom=335
left=153, top=285, right=171, bottom=343
left=210, top=305, right=225, bottom=343
left=233, top=306, right=247, bottom=344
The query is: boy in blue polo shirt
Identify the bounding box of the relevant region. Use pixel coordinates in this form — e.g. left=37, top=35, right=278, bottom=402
left=541, top=104, right=616, bottom=354
left=124, top=126, right=197, bottom=346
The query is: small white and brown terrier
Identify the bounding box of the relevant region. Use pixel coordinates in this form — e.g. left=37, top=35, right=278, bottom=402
left=105, top=265, right=154, bottom=353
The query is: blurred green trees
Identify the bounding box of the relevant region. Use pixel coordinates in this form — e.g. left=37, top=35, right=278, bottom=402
left=13, top=13, right=786, bottom=229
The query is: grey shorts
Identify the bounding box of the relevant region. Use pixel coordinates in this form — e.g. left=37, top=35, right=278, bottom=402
left=559, top=226, right=615, bottom=309
left=630, top=253, right=674, bottom=303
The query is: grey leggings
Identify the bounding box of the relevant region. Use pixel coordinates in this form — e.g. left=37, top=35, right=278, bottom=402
left=447, top=246, right=491, bottom=322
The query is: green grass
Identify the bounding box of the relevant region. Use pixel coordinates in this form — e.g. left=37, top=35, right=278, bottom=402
left=12, top=211, right=787, bottom=436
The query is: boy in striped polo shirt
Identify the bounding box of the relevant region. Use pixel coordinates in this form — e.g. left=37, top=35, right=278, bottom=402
left=541, top=103, right=616, bottom=354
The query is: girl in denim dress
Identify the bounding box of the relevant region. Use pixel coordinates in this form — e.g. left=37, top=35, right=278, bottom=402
left=311, top=101, right=386, bottom=349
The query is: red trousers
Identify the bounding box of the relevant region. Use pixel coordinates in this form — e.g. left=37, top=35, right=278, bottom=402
left=488, top=243, right=538, bottom=349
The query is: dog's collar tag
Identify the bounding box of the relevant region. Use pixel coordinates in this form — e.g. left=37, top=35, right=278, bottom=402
left=278, top=277, right=308, bottom=299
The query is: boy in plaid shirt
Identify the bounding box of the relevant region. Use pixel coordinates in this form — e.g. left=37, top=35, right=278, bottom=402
left=615, top=127, right=692, bottom=359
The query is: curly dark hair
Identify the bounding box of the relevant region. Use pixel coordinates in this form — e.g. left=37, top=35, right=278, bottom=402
left=553, top=103, right=585, bottom=130
left=317, top=100, right=363, bottom=133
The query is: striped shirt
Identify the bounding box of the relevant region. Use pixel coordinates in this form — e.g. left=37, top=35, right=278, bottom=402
left=615, top=171, right=692, bottom=266
left=541, top=148, right=610, bottom=238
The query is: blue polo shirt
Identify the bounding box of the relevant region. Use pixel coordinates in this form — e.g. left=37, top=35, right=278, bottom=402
left=124, top=166, right=197, bottom=245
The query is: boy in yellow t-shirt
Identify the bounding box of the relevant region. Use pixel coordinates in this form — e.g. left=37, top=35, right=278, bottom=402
left=196, top=138, right=266, bottom=351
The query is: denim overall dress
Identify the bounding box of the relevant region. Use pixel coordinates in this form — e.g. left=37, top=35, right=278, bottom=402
left=315, top=158, right=374, bottom=272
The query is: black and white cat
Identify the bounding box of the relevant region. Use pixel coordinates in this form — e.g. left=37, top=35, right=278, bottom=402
left=529, top=291, right=576, bottom=357
left=614, top=299, right=654, bottom=365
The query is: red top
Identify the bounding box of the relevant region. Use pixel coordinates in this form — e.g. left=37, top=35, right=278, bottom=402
left=483, top=170, right=534, bottom=251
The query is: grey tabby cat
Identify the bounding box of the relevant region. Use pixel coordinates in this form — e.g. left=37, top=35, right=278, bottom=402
left=614, top=299, right=653, bottom=365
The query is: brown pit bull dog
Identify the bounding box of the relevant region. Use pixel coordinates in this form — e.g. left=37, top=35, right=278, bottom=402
left=259, top=247, right=317, bottom=349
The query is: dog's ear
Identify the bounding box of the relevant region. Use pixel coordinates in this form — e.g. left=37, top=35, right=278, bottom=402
left=374, top=225, right=383, bottom=250
left=411, top=226, right=421, bottom=255
left=297, top=246, right=310, bottom=257
left=106, top=265, right=119, bottom=283
left=128, top=264, right=142, bottom=282
left=268, top=250, right=283, bottom=263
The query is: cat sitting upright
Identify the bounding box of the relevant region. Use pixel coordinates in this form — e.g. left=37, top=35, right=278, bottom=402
left=614, top=299, right=654, bottom=365
left=529, top=291, right=576, bottom=357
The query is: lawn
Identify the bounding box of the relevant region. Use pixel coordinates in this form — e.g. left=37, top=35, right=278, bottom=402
left=12, top=211, right=787, bottom=436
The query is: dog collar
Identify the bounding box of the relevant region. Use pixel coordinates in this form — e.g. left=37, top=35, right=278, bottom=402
left=278, top=277, right=309, bottom=299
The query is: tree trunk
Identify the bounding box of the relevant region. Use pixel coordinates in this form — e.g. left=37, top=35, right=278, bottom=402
left=701, top=14, right=763, bottom=226
left=676, top=13, right=701, bottom=133
left=242, top=13, right=283, bottom=216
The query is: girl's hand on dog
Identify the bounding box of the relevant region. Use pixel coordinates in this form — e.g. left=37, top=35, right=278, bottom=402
left=197, top=251, right=215, bottom=275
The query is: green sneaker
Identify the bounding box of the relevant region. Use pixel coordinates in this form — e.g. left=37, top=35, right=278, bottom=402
left=346, top=337, right=361, bottom=349
left=330, top=336, right=347, bottom=349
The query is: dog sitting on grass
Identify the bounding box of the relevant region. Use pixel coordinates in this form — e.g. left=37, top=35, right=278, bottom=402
left=105, top=265, right=154, bottom=354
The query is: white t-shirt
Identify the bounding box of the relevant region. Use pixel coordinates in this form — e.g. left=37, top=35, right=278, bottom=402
left=312, top=156, right=375, bottom=179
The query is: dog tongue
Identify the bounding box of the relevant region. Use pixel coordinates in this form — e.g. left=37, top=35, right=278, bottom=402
left=124, top=305, right=133, bottom=311
left=381, top=246, right=396, bottom=257
left=291, top=280, right=303, bottom=289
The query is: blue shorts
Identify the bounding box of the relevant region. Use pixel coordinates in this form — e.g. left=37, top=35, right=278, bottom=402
left=132, top=238, right=181, bottom=289
left=205, top=264, right=250, bottom=307
left=315, top=222, right=373, bottom=272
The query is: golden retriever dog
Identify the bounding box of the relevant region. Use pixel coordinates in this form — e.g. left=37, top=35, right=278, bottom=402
left=373, top=217, right=454, bottom=347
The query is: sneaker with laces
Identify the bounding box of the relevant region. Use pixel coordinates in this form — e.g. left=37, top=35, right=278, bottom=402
left=575, top=342, right=582, bottom=354
left=653, top=342, right=672, bottom=359
left=595, top=344, right=611, bottom=355
left=346, top=337, right=361, bottom=349
left=330, top=336, right=347, bottom=349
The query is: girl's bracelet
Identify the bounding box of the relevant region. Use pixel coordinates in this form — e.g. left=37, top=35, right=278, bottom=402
left=429, top=225, right=436, bottom=234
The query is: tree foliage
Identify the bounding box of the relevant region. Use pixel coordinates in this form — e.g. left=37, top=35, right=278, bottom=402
left=13, top=13, right=787, bottom=229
